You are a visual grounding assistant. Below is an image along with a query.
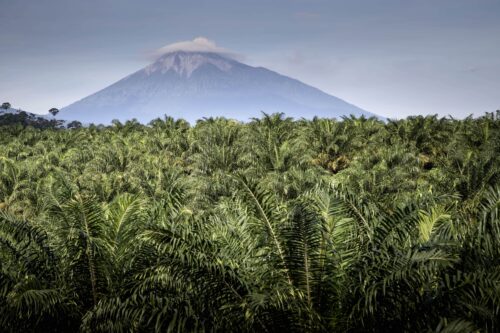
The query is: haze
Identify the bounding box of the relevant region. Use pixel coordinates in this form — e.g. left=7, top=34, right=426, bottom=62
left=1, top=0, right=499, bottom=119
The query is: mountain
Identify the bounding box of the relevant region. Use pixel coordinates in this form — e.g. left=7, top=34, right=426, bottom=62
left=61, top=51, right=378, bottom=124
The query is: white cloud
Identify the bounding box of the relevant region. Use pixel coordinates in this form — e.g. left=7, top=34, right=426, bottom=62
left=150, top=37, right=241, bottom=60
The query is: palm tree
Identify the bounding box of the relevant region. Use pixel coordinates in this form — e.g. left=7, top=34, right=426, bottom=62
left=0, top=212, right=78, bottom=332
left=0, top=112, right=498, bottom=331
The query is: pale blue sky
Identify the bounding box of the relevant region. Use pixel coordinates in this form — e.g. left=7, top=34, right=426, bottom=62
left=1, top=0, right=499, bottom=118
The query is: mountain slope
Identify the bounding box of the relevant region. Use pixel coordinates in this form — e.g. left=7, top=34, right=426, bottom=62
left=61, top=51, right=378, bottom=123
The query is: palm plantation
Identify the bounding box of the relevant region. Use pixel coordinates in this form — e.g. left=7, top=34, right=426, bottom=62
left=0, top=112, right=499, bottom=332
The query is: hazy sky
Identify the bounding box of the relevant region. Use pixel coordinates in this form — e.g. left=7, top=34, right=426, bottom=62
left=1, top=0, right=499, bottom=118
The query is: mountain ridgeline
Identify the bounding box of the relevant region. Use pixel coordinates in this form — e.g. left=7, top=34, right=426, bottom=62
left=61, top=51, right=377, bottom=123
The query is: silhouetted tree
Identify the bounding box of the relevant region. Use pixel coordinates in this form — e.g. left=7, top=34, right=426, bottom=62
left=49, top=108, right=59, bottom=117
left=67, top=120, right=83, bottom=129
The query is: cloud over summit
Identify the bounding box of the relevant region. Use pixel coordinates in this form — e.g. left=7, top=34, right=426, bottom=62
left=151, top=37, right=239, bottom=60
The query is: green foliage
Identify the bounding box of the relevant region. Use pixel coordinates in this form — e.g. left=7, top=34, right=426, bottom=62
left=0, top=112, right=499, bottom=332
left=0, top=112, right=65, bottom=129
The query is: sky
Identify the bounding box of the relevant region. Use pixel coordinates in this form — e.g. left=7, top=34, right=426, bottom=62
left=1, top=0, right=499, bottom=119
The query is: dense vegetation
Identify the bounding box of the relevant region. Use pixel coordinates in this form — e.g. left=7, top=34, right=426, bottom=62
left=0, top=111, right=67, bottom=129
left=0, top=112, right=499, bottom=332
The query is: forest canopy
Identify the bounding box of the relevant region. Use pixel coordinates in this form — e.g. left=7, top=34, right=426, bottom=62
left=0, top=112, right=499, bottom=332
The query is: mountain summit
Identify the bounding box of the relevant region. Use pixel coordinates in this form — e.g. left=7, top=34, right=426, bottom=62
left=61, top=50, right=378, bottom=123
left=145, top=51, right=235, bottom=78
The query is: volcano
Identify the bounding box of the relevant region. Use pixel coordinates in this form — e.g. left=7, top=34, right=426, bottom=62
left=61, top=51, right=378, bottom=123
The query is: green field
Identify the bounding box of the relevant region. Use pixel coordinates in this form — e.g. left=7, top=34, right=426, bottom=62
left=0, top=112, right=499, bottom=332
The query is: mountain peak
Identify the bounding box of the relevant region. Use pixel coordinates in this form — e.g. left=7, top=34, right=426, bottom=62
left=145, top=51, right=235, bottom=78
left=61, top=42, right=379, bottom=124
